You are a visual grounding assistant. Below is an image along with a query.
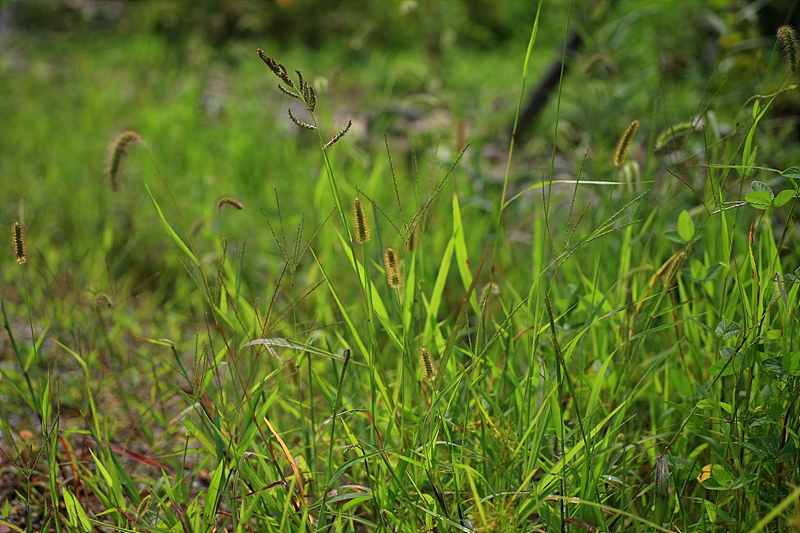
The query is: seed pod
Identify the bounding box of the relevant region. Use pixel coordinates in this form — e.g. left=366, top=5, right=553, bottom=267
left=12, top=221, right=27, bottom=265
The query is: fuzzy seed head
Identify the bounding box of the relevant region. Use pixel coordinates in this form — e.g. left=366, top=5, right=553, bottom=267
left=105, top=130, right=141, bottom=191
left=216, top=196, right=244, bottom=212
left=419, top=347, right=437, bottom=381
left=778, top=25, right=799, bottom=74
left=383, top=246, right=402, bottom=288
left=12, top=221, right=26, bottom=265
left=614, top=119, right=639, bottom=167
left=136, top=494, right=153, bottom=519
left=352, top=197, right=371, bottom=243
left=654, top=121, right=698, bottom=152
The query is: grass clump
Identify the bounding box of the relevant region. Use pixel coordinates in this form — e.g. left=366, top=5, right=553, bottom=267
left=3, top=4, right=800, bottom=533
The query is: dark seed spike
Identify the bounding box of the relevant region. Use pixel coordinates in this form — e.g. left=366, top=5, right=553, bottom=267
left=278, top=84, right=301, bottom=99
left=307, top=85, right=316, bottom=112
left=288, top=108, right=316, bottom=130
left=324, top=120, right=353, bottom=149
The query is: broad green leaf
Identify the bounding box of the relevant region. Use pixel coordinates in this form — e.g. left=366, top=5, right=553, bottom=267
left=690, top=258, right=706, bottom=281
left=774, top=189, right=796, bottom=207
left=677, top=210, right=694, bottom=241
left=784, top=351, right=800, bottom=374
left=751, top=180, right=773, bottom=196
left=745, top=190, right=772, bottom=209
left=740, top=436, right=780, bottom=459
left=760, top=356, right=791, bottom=378
left=781, top=165, right=800, bottom=179
left=663, top=230, right=686, bottom=243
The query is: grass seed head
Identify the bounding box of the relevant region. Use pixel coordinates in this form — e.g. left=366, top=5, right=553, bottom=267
left=383, top=246, right=402, bottom=288
left=419, top=347, right=437, bottom=381
left=105, top=130, right=141, bottom=191
left=614, top=119, right=639, bottom=167
left=777, top=25, right=799, bottom=74
left=654, top=121, right=698, bottom=152
left=216, top=196, right=244, bottom=212
left=352, top=197, right=371, bottom=243
left=12, top=221, right=27, bottom=265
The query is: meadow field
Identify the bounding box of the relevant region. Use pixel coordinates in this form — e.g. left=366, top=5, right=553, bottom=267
left=1, top=0, right=800, bottom=531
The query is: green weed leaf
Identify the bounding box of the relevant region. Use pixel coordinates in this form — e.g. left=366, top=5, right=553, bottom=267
left=677, top=210, right=694, bottom=241
left=740, top=436, right=781, bottom=459
left=774, top=189, right=796, bottom=207
left=751, top=180, right=774, bottom=197
left=664, top=230, right=687, bottom=243
left=760, top=356, right=793, bottom=378
left=784, top=351, right=800, bottom=374
left=715, top=319, right=741, bottom=339
left=780, top=166, right=800, bottom=179
left=745, top=191, right=773, bottom=209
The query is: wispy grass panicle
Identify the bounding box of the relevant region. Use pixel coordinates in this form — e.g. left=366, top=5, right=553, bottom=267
left=383, top=246, right=402, bottom=288
left=419, top=347, right=437, bottom=381
left=614, top=119, right=639, bottom=167
left=105, top=129, right=141, bottom=191
left=777, top=25, right=799, bottom=74
left=216, top=196, right=244, bottom=212
left=12, top=221, right=27, bottom=265
left=352, top=197, right=371, bottom=243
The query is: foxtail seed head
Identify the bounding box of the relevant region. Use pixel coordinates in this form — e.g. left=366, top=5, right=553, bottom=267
left=383, top=246, right=402, bottom=288
left=654, top=121, right=698, bottom=152
left=216, top=197, right=244, bottom=212
left=352, top=197, right=371, bottom=243
left=12, top=221, right=26, bottom=265
left=614, top=119, right=639, bottom=167
left=778, top=25, right=799, bottom=74
left=419, top=347, right=437, bottom=381
left=105, top=130, right=142, bottom=191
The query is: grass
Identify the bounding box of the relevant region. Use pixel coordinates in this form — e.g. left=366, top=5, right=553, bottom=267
left=2, top=1, right=800, bottom=532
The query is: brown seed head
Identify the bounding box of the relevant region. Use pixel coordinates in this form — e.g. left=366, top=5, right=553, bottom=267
left=105, top=130, right=142, bottom=191
left=216, top=197, right=244, bottom=212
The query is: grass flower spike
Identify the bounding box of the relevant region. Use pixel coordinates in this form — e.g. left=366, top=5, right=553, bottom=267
left=383, top=246, right=402, bottom=288
left=216, top=197, right=244, bottom=212
left=419, top=347, right=437, bottom=381
left=777, top=25, right=799, bottom=74
left=352, top=197, right=371, bottom=243
left=105, top=129, right=142, bottom=191
left=614, top=119, right=639, bottom=167
left=12, top=221, right=27, bottom=265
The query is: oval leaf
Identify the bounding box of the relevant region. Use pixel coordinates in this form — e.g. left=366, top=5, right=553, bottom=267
left=677, top=210, right=695, bottom=242
left=745, top=190, right=772, bottom=209
left=751, top=180, right=773, bottom=196
left=774, top=189, right=796, bottom=207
